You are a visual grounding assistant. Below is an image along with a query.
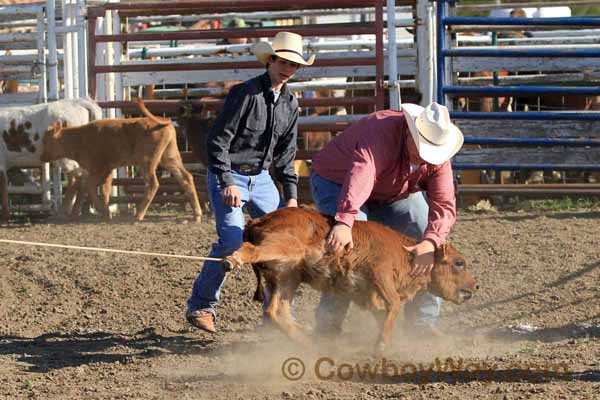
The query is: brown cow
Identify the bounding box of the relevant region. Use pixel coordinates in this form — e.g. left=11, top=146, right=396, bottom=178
left=0, top=98, right=103, bottom=224
left=40, top=99, right=203, bottom=222
left=176, top=101, right=215, bottom=168
left=222, top=207, right=477, bottom=350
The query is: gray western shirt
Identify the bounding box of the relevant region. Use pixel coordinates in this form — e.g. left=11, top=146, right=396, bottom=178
left=206, top=72, right=299, bottom=200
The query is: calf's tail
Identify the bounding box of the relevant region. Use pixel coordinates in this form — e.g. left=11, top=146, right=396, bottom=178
left=243, top=217, right=267, bottom=303
left=252, top=264, right=265, bottom=302
left=137, top=98, right=172, bottom=125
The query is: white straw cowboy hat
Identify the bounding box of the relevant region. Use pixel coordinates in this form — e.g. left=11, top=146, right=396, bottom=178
left=402, top=102, right=464, bottom=165
left=252, top=31, right=315, bottom=66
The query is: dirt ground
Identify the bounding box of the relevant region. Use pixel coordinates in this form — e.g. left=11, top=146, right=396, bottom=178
left=0, top=206, right=599, bottom=400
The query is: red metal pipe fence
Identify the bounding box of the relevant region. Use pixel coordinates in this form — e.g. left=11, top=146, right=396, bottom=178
left=86, top=1, right=387, bottom=109
left=87, top=0, right=414, bottom=17
left=85, top=0, right=395, bottom=205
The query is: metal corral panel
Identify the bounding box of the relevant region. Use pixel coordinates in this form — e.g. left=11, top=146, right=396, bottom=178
left=455, top=147, right=600, bottom=170
left=121, top=59, right=416, bottom=86
left=454, top=56, right=600, bottom=73
left=455, top=119, right=600, bottom=139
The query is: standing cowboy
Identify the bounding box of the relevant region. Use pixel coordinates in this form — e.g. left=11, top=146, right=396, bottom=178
left=310, top=102, right=464, bottom=336
left=186, top=32, right=315, bottom=333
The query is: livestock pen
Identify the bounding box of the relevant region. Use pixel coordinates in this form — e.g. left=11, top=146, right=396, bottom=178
left=85, top=0, right=600, bottom=212
left=84, top=0, right=423, bottom=206
left=3, top=0, right=600, bottom=215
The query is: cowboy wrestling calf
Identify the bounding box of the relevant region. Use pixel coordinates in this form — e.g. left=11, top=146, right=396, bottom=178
left=222, top=207, right=477, bottom=350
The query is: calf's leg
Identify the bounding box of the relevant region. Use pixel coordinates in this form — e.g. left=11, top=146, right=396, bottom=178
left=99, top=173, right=113, bottom=209
left=265, top=277, right=310, bottom=346
left=223, top=240, right=310, bottom=345
left=222, top=238, right=306, bottom=272
left=372, top=269, right=405, bottom=352
left=59, top=173, right=79, bottom=217
left=72, top=172, right=89, bottom=216
left=87, top=169, right=113, bottom=219
left=135, top=160, right=160, bottom=221
left=376, top=301, right=403, bottom=353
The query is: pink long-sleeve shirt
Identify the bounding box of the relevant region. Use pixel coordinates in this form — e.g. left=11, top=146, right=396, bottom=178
left=312, top=109, right=457, bottom=247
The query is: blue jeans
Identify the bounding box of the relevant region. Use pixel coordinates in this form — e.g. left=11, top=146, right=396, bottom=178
left=187, top=170, right=281, bottom=317
left=310, top=172, right=442, bottom=334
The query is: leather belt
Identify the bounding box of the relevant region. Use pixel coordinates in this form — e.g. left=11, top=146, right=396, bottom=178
left=232, top=164, right=262, bottom=175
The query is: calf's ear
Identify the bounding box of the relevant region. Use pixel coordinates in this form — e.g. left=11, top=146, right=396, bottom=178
left=435, top=243, right=449, bottom=263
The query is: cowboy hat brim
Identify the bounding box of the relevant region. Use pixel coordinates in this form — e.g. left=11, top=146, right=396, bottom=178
left=403, top=103, right=464, bottom=165
left=252, top=41, right=315, bottom=66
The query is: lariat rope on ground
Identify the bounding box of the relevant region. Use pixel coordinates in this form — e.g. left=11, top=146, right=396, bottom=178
left=0, top=239, right=223, bottom=262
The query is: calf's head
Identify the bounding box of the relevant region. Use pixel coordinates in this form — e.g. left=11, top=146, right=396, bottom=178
left=40, top=121, right=66, bottom=162
left=176, top=101, right=216, bottom=167
left=426, top=243, right=478, bottom=304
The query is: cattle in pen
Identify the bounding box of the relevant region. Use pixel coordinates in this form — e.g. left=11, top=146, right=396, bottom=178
left=0, top=98, right=102, bottom=223
left=40, top=99, right=203, bottom=223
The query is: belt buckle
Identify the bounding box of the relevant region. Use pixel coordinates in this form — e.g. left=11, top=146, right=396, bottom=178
left=239, top=165, right=254, bottom=174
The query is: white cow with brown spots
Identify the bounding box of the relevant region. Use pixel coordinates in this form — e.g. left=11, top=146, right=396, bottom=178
left=0, top=98, right=102, bottom=224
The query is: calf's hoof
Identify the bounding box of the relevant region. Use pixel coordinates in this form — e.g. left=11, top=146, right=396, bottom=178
left=221, top=258, right=235, bottom=272
left=221, top=254, right=242, bottom=273
left=192, top=215, right=202, bottom=223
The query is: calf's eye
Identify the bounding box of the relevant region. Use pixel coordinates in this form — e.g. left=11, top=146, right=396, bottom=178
left=454, top=259, right=465, bottom=269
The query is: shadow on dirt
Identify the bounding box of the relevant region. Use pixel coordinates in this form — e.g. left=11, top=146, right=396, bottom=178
left=488, top=322, right=600, bottom=343
left=451, top=261, right=599, bottom=317
left=0, top=327, right=215, bottom=373
left=348, top=367, right=600, bottom=385
left=547, top=210, right=600, bottom=220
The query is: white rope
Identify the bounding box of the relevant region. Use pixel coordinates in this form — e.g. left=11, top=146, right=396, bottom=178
left=0, top=239, right=223, bottom=262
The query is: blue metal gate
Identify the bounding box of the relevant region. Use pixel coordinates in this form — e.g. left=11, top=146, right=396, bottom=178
left=435, top=0, right=600, bottom=187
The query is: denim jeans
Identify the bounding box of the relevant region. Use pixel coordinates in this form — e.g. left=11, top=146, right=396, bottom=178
left=310, top=172, right=442, bottom=334
left=187, top=170, right=281, bottom=317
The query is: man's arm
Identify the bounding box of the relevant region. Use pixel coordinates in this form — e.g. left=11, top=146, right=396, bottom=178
left=273, top=108, right=299, bottom=202
left=206, top=85, right=250, bottom=188
left=403, top=163, right=456, bottom=276
left=422, top=161, right=457, bottom=247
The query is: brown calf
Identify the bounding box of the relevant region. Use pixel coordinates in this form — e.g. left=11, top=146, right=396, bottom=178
left=40, top=100, right=202, bottom=222
left=223, top=207, right=477, bottom=350
left=176, top=101, right=215, bottom=168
